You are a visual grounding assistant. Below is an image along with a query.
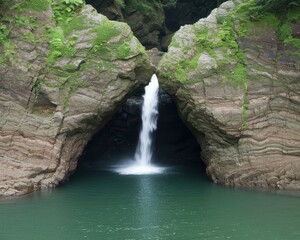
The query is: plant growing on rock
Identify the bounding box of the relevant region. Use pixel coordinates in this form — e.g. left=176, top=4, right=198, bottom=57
left=52, top=0, right=84, bottom=24
left=46, top=27, right=77, bottom=63
left=0, top=24, right=9, bottom=44
left=115, top=0, right=125, bottom=8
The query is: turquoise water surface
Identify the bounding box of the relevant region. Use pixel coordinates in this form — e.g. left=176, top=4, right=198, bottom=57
left=0, top=165, right=299, bottom=240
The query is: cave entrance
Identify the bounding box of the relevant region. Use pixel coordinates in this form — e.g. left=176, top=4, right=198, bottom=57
left=78, top=89, right=205, bottom=172
left=85, top=0, right=226, bottom=51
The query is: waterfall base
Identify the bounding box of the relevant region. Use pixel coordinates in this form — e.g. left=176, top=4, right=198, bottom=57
left=114, top=161, right=165, bottom=175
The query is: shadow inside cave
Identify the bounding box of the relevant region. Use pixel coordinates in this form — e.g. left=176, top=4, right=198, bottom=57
left=77, top=89, right=206, bottom=173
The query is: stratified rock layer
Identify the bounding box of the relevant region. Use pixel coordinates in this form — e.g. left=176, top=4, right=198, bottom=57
left=158, top=0, right=300, bottom=189
left=0, top=1, right=154, bottom=196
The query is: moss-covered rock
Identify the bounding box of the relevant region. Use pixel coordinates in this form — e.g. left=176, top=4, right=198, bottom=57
left=158, top=0, right=300, bottom=190
left=0, top=0, right=154, bottom=196
left=86, top=0, right=226, bottom=50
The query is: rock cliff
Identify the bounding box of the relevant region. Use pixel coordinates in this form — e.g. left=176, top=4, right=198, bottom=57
left=0, top=0, right=154, bottom=196
left=158, top=0, right=300, bottom=189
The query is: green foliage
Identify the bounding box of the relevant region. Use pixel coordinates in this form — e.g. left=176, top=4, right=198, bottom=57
left=254, top=0, right=299, bottom=16
left=226, top=63, right=248, bottom=89
left=0, top=24, right=9, bottom=45
left=0, top=56, right=5, bottom=67
left=32, top=79, right=42, bottom=98
left=46, top=27, right=77, bottom=63
left=287, top=7, right=300, bottom=22
left=0, top=0, right=8, bottom=7
left=115, top=0, right=125, bottom=8
left=175, top=66, right=187, bottom=83
left=92, top=21, right=120, bottom=56
left=195, top=26, right=210, bottom=46
left=161, top=0, right=178, bottom=8
left=12, top=0, right=50, bottom=12
left=24, top=31, right=37, bottom=43
left=117, top=42, right=131, bottom=59
left=52, top=0, right=84, bottom=24
left=94, top=21, right=119, bottom=44
left=3, top=41, right=15, bottom=62
left=137, top=43, right=146, bottom=54
left=47, top=27, right=65, bottom=63
left=62, top=14, right=86, bottom=36
left=128, top=0, right=154, bottom=13
left=238, top=1, right=300, bottom=51
left=127, top=0, right=163, bottom=17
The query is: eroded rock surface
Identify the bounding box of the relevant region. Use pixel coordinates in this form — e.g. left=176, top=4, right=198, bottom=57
left=0, top=1, right=154, bottom=196
left=158, top=0, right=300, bottom=189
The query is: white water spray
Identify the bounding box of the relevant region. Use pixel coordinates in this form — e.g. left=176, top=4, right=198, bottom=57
left=116, top=74, right=164, bottom=175
left=134, top=74, right=159, bottom=166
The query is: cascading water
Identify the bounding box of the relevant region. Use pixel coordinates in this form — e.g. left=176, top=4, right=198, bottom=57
left=134, top=74, right=159, bottom=166
left=116, top=74, right=164, bottom=175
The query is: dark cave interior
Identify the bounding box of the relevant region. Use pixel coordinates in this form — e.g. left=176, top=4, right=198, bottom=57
left=78, top=90, right=203, bottom=169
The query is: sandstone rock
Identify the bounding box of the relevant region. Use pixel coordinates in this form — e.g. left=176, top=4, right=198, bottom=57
left=0, top=1, right=154, bottom=196
left=158, top=0, right=300, bottom=190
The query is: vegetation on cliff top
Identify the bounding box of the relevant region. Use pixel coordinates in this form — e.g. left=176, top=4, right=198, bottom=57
left=159, top=0, right=299, bottom=127
left=0, top=0, right=148, bottom=111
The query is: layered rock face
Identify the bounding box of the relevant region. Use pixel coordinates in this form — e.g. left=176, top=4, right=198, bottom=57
left=0, top=1, right=154, bottom=196
left=158, top=1, right=300, bottom=189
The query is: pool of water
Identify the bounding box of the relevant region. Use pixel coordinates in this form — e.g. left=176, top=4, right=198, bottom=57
left=1, top=164, right=300, bottom=240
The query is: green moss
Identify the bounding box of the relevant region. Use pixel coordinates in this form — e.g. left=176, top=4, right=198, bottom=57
left=236, top=0, right=300, bottom=51
left=137, top=43, right=146, bottom=54
left=12, top=0, right=50, bottom=12
left=168, top=37, right=179, bottom=48
left=227, top=63, right=248, bottom=89
left=91, top=21, right=120, bottom=57
left=117, top=42, right=132, bottom=59
left=94, top=21, right=120, bottom=46
left=195, top=26, right=209, bottom=45
left=176, top=66, right=187, bottom=83
left=24, top=31, right=37, bottom=43
left=62, top=14, right=86, bottom=36
left=3, top=41, right=15, bottom=63
left=188, top=53, right=201, bottom=70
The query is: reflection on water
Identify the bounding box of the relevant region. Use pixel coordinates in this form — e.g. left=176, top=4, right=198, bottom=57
left=0, top=165, right=300, bottom=240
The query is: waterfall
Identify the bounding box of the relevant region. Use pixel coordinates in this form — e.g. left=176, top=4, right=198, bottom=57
left=134, top=74, right=159, bottom=166
left=116, top=74, right=164, bottom=175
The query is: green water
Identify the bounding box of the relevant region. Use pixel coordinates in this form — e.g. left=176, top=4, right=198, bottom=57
left=0, top=165, right=300, bottom=240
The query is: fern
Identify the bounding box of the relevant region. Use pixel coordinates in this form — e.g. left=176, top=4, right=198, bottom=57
left=52, top=0, right=84, bottom=24
left=0, top=24, right=9, bottom=45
